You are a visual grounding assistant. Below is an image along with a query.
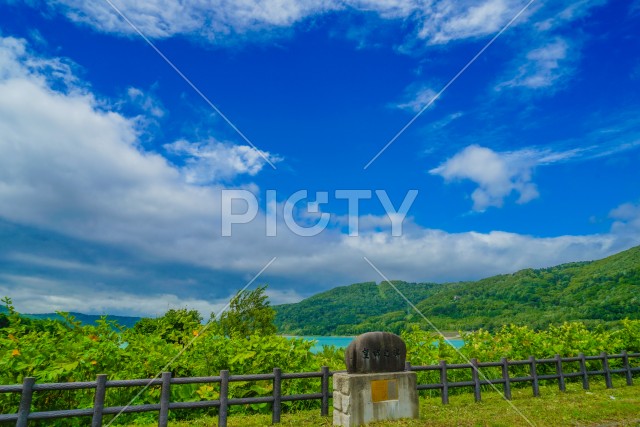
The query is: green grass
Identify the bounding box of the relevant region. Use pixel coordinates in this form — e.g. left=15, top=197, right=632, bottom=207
left=127, top=378, right=640, bottom=426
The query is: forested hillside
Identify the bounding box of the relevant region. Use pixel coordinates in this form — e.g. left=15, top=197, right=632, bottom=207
left=274, top=281, right=438, bottom=335
left=274, top=245, right=640, bottom=334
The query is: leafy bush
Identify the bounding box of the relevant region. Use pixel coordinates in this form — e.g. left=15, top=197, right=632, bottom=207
left=0, top=296, right=344, bottom=425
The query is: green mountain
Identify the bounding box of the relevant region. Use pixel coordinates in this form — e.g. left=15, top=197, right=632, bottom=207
left=0, top=306, right=140, bottom=329
left=275, top=281, right=438, bottom=335
left=274, top=245, right=640, bottom=334
left=24, top=312, right=141, bottom=329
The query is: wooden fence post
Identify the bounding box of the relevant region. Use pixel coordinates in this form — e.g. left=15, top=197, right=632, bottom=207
left=16, top=377, right=35, bottom=427
left=471, top=358, right=481, bottom=402
left=405, top=361, right=412, bottom=371
left=158, top=372, right=172, bottom=427
left=439, top=360, right=449, bottom=404
left=272, top=368, right=282, bottom=424
left=555, top=355, right=566, bottom=392
left=622, top=351, right=633, bottom=386
left=601, top=352, right=613, bottom=389
left=321, top=366, right=329, bottom=417
left=92, top=374, right=107, bottom=427
left=501, top=358, right=511, bottom=400
left=218, top=370, right=229, bottom=427
left=529, top=356, right=540, bottom=397
left=579, top=353, right=589, bottom=390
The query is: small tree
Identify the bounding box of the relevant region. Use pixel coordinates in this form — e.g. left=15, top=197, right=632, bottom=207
left=216, top=285, right=276, bottom=338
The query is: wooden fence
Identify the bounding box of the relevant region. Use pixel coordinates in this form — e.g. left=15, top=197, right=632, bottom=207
left=405, top=351, right=640, bottom=404
left=0, top=351, right=638, bottom=426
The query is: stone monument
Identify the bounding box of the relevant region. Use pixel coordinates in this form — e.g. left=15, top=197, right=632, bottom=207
left=333, top=331, right=419, bottom=426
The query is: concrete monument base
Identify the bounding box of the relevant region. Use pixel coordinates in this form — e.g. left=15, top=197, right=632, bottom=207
left=333, top=371, right=418, bottom=426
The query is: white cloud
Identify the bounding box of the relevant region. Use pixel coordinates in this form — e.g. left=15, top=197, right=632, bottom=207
left=0, top=36, right=280, bottom=272
left=395, top=84, right=438, bottom=113
left=429, top=140, right=640, bottom=212
left=29, top=0, right=611, bottom=55
left=126, top=87, right=164, bottom=118
left=0, top=36, right=638, bottom=316
left=416, top=0, right=530, bottom=45
left=339, top=228, right=621, bottom=284
left=47, top=0, right=336, bottom=40
left=610, top=202, right=640, bottom=222
left=497, top=38, right=573, bottom=91
left=0, top=37, right=77, bottom=88
left=430, top=145, right=540, bottom=211
left=610, top=202, right=640, bottom=235
left=350, top=0, right=423, bottom=18
left=0, top=273, right=228, bottom=317
left=164, top=139, right=281, bottom=184
left=535, top=0, right=608, bottom=31
left=38, top=0, right=536, bottom=45
left=3, top=222, right=629, bottom=316
left=427, top=111, right=464, bottom=130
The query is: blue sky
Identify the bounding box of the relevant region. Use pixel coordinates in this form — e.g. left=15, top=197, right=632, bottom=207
left=0, top=0, right=639, bottom=317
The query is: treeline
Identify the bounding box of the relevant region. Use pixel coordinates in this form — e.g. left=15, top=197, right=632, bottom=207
left=274, top=245, right=640, bottom=334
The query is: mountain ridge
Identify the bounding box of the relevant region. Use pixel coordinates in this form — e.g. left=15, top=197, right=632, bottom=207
left=274, top=245, right=640, bottom=334
left=0, top=306, right=140, bottom=329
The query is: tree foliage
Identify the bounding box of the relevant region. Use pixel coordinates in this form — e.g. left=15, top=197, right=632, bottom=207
left=217, top=285, right=277, bottom=339
left=133, top=308, right=202, bottom=345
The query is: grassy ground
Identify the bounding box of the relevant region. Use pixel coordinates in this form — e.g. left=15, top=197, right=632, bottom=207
left=127, top=378, right=640, bottom=426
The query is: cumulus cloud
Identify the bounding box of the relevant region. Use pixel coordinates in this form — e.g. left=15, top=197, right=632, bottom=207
left=429, top=140, right=640, bottom=212
left=0, top=36, right=281, bottom=271
left=610, top=202, right=640, bottom=235
left=606, top=202, right=640, bottom=251
left=0, top=35, right=638, bottom=316
left=164, top=139, right=281, bottom=184
left=496, top=38, right=574, bottom=91
left=430, top=145, right=540, bottom=211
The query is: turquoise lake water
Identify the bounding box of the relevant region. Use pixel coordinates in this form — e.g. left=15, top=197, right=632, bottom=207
left=289, top=336, right=464, bottom=353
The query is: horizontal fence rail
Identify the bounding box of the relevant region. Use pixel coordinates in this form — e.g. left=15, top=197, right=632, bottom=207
left=0, top=351, right=638, bottom=426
